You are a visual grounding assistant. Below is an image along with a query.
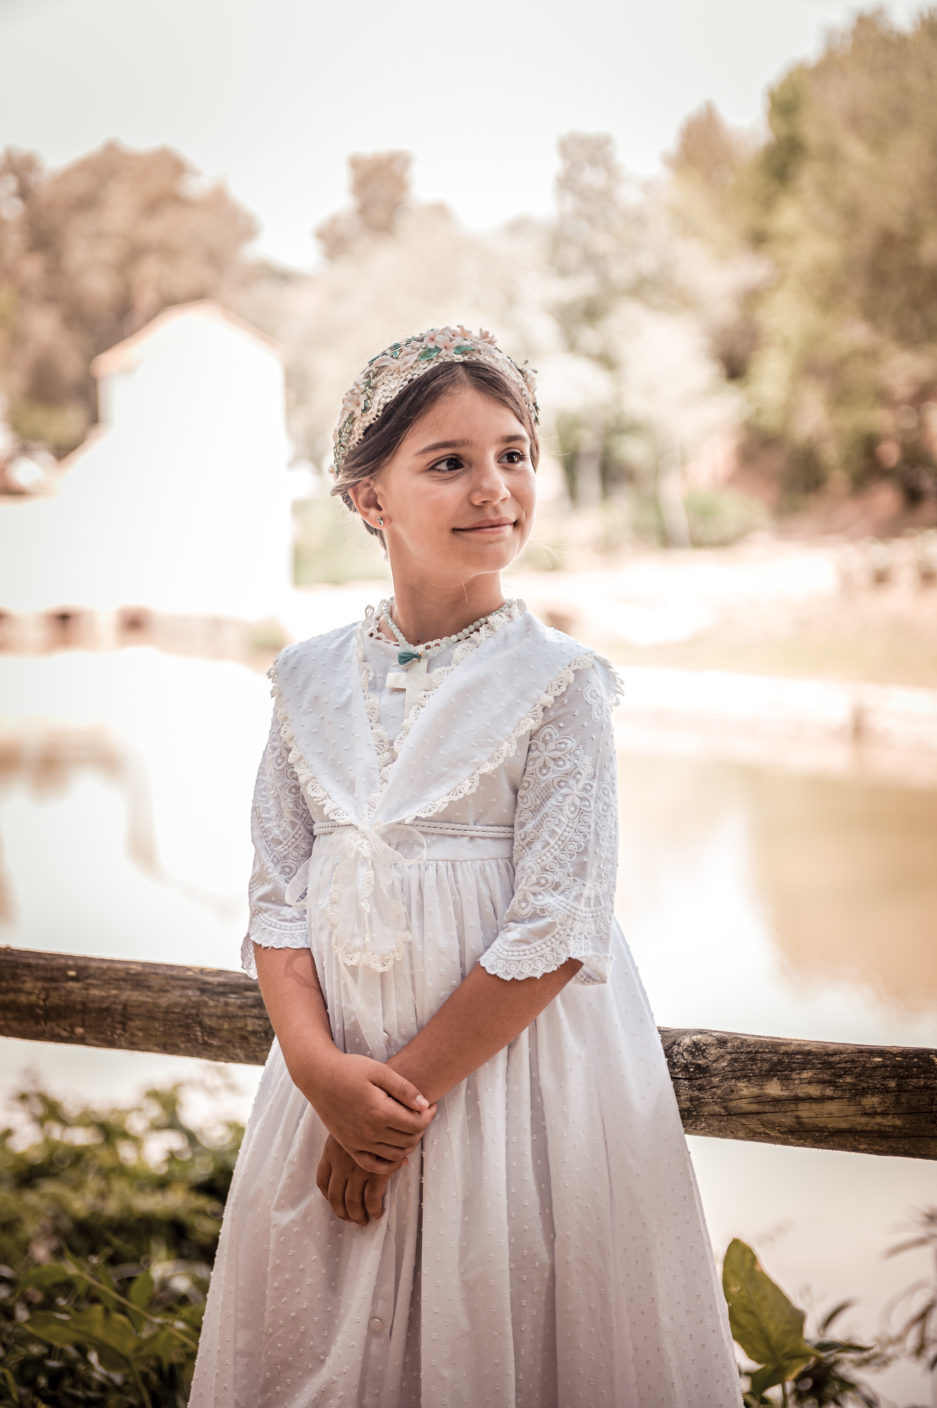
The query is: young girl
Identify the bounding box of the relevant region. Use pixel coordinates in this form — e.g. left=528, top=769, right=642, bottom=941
left=188, top=326, right=742, bottom=1407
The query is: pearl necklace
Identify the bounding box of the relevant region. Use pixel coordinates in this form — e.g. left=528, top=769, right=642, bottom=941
left=372, top=597, right=517, bottom=668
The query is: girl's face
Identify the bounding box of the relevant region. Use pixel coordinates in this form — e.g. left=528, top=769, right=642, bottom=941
left=349, top=384, right=537, bottom=592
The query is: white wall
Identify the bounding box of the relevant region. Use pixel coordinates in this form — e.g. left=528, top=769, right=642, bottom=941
left=0, top=304, right=293, bottom=619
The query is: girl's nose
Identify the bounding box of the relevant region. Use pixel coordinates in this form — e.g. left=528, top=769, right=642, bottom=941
left=470, top=457, right=511, bottom=503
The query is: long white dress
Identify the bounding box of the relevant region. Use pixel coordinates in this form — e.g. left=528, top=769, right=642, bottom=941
left=188, top=602, right=742, bottom=1408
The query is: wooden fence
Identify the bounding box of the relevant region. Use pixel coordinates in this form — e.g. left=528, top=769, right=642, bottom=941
left=1, top=947, right=935, bottom=1161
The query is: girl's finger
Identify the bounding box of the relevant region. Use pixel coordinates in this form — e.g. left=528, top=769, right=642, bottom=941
left=370, top=1066, right=431, bottom=1113
left=316, top=1158, right=330, bottom=1199
left=372, top=1098, right=437, bottom=1136
left=344, top=1174, right=368, bottom=1227
left=351, top=1149, right=409, bottom=1175
left=364, top=1177, right=388, bottom=1221
left=327, top=1167, right=351, bottom=1221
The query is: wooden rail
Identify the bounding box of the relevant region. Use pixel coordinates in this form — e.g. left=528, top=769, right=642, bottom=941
left=2, top=947, right=935, bottom=1161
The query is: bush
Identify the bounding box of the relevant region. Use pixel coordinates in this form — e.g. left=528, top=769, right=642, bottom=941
left=0, top=1076, right=243, bottom=1406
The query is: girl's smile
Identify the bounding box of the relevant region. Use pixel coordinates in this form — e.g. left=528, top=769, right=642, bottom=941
left=348, top=382, right=536, bottom=639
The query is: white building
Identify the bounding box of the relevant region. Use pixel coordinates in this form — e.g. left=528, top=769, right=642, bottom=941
left=0, top=300, right=293, bottom=619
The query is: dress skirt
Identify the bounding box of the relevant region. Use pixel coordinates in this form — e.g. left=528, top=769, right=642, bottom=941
left=188, top=845, right=742, bottom=1407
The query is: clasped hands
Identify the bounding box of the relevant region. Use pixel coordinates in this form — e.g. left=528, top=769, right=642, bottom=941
left=300, top=1050, right=436, bottom=1229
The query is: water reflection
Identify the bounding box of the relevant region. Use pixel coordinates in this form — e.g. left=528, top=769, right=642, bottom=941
left=615, top=751, right=937, bottom=1043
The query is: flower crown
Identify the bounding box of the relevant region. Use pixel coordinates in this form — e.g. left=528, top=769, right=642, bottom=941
left=329, top=325, right=539, bottom=477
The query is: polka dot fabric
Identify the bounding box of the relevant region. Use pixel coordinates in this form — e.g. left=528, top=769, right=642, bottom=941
left=188, top=612, right=742, bottom=1407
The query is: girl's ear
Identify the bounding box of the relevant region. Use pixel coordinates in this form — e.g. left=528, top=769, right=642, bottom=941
left=348, top=479, right=383, bottom=522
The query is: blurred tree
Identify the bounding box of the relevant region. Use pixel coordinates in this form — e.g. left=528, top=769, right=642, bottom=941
left=701, top=8, right=937, bottom=501
left=664, top=102, right=770, bottom=384
left=315, top=151, right=413, bottom=261
left=546, top=132, right=744, bottom=533
left=0, top=140, right=258, bottom=456
left=547, top=133, right=649, bottom=506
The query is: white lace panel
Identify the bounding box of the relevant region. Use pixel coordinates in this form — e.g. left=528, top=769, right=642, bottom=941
left=240, top=708, right=316, bottom=978
left=479, top=660, right=619, bottom=985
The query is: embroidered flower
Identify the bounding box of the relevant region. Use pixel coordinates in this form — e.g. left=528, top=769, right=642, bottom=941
left=421, top=328, right=461, bottom=354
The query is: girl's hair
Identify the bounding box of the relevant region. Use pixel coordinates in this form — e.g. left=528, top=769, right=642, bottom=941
left=329, top=359, right=540, bottom=547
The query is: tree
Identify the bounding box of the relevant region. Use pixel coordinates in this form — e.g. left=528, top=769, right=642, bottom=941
left=314, top=151, right=413, bottom=262
left=0, top=141, right=259, bottom=456
left=724, top=8, right=937, bottom=499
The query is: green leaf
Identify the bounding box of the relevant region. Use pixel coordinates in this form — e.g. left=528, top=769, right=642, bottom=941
left=723, top=1238, right=815, bottom=1383
left=138, top=1324, right=184, bottom=1371
left=0, top=1365, right=19, bottom=1402
left=26, top=1304, right=140, bottom=1372
left=20, top=1263, right=77, bottom=1291
left=129, top=1268, right=154, bottom=1310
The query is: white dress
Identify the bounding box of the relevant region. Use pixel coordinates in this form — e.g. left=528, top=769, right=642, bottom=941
left=188, top=603, right=742, bottom=1408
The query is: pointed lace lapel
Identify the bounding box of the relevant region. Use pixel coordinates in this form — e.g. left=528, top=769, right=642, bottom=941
left=273, top=623, right=381, bottom=821
left=372, top=612, right=592, bottom=826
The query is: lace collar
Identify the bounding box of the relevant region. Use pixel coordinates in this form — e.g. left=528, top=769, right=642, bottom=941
left=356, top=599, right=528, bottom=788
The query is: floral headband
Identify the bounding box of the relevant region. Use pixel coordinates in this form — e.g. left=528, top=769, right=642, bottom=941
left=329, top=325, right=539, bottom=477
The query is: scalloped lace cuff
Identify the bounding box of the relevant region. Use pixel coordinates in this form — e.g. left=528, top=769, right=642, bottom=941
left=479, top=935, right=611, bottom=985
left=241, top=918, right=310, bottom=979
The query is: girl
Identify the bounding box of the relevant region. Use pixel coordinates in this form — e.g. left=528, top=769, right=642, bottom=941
left=188, top=325, right=742, bottom=1407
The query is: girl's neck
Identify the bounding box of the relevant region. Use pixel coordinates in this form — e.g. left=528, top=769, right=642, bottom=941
left=387, top=579, right=507, bottom=647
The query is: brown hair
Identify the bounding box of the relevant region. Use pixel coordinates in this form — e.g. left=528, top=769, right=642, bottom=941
left=330, top=359, right=540, bottom=547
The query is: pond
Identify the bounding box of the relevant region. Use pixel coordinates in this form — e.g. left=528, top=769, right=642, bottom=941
left=1, top=645, right=935, bottom=1405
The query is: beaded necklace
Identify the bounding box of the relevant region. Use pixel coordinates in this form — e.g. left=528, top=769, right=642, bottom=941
left=370, top=597, right=516, bottom=669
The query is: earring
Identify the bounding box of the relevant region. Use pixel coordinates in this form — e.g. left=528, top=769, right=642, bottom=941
left=377, top=516, right=384, bottom=527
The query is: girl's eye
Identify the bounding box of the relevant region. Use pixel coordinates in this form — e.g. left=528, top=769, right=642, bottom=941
left=429, top=456, right=464, bottom=473
left=502, top=449, right=526, bottom=465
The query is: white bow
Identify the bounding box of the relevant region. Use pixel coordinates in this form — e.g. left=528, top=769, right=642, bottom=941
left=285, top=821, right=427, bottom=972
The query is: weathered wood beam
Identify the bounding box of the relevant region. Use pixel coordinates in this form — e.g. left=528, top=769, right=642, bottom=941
left=0, top=947, right=272, bottom=1069
left=2, top=948, right=935, bottom=1160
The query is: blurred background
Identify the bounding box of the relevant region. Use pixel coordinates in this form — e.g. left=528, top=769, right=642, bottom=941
left=1, top=0, right=936, bottom=1401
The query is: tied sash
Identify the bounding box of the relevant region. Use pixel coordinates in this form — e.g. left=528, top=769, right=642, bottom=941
left=284, top=821, right=427, bottom=971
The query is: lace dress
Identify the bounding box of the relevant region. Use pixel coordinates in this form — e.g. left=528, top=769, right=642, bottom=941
left=188, top=604, right=742, bottom=1408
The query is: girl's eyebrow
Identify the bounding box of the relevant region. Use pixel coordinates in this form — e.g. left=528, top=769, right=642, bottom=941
left=416, top=433, right=530, bottom=455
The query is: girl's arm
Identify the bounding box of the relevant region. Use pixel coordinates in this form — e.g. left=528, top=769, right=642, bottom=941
left=385, top=958, right=582, bottom=1104
left=246, top=708, right=435, bottom=1172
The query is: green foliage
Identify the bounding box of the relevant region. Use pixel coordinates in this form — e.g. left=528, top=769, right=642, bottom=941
left=292, top=494, right=390, bottom=586
left=715, top=10, right=937, bottom=500
left=7, top=399, right=89, bottom=456
left=684, top=488, right=771, bottom=547
left=0, top=1076, right=243, bottom=1405
left=724, top=1236, right=897, bottom=1406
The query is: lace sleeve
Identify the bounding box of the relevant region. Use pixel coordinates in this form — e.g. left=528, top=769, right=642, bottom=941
left=479, top=656, right=620, bottom=985
left=239, top=707, right=316, bottom=979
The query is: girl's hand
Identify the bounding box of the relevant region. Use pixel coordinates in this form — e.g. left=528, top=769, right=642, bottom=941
left=316, top=1134, right=399, bottom=1226
left=298, top=1049, right=437, bottom=1173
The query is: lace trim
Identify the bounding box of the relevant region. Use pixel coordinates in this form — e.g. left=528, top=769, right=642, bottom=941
left=400, top=651, right=602, bottom=824
left=594, top=653, right=626, bottom=713
left=267, top=658, right=352, bottom=827
left=479, top=940, right=612, bottom=984
left=356, top=599, right=528, bottom=788
left=240, top=924, right=310, bottom=980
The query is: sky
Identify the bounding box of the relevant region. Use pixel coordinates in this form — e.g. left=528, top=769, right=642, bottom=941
left=0, top=0, right=930, bottom=271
